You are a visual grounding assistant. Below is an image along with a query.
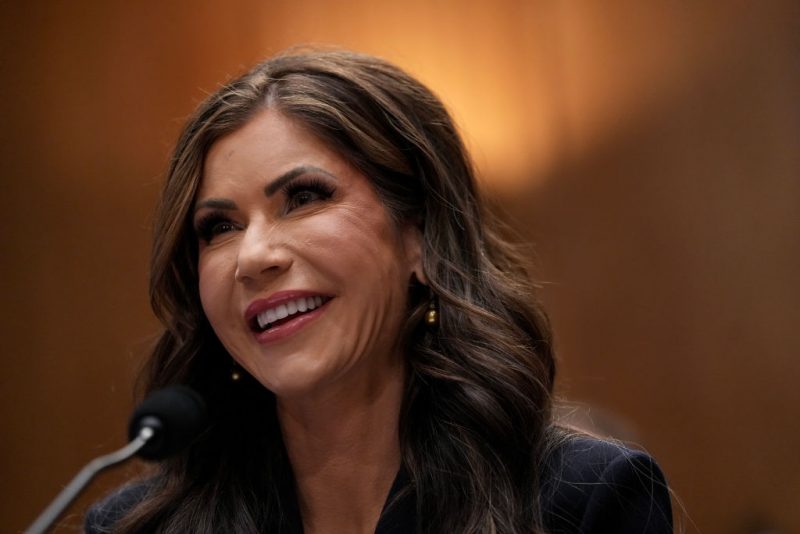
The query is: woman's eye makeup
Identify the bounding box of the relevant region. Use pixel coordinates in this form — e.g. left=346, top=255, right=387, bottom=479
left=194, top=211, right=238, bottom=243
left=193, top=176, right=335, bottom=242
left=282, top=177, right=336, bottom=212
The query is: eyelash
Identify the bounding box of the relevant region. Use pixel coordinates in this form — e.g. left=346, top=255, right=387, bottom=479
left=194, top=211, right=238, bottom=243
left=282, top=177, right=335, bottom=212
left=194, top=178, right=336, bottom=243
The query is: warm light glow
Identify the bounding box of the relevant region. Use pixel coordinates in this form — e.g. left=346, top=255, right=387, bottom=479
left=258, top=0, right=564, bottom=193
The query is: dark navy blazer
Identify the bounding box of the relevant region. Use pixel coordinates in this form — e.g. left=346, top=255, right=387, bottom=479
left=85, top=436, right=673, bottom=533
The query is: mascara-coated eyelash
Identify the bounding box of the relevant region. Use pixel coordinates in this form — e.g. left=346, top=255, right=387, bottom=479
left=194, top=211, right=238, bottom=243
left=283, top=177, right=336, bottom=212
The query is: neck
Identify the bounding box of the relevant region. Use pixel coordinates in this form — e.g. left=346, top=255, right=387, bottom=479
left=277, top=359, right=405, bottom=534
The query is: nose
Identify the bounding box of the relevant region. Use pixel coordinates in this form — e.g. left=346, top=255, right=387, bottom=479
left=234, top=220, right=292, bottom=283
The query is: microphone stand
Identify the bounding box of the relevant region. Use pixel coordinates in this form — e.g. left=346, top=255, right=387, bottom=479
left=25, top=426, right=155, bottom=534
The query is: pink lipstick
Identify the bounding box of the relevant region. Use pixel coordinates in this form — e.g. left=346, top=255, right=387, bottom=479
left=245, top=290, right=332, bottom=344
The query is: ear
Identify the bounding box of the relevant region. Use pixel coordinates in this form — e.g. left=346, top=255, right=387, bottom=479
left=401, top=223, right=428, bottom=285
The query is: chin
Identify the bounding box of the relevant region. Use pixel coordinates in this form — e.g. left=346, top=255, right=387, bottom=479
left=249, top=358, right=336, bottom=401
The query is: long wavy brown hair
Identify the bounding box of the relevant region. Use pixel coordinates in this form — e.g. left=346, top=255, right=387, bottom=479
left=117, top=48, right=556, bottom=533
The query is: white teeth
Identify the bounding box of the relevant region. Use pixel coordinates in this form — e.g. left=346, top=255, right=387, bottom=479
left=255, top=296, right=328, bottom=329
left=275, top=304, right=288, bottom=320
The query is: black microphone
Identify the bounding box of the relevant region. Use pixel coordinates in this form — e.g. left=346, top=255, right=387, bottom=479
left=128, top=385, right=207, bottom=460
left=26, top=385, right=207, bottom=534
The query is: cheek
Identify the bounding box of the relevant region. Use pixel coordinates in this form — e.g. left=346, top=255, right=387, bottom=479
left=197, top=249, right=236, bottom=326
left=310, top=209, right=412, bottom=332
left=309, top=205, right=406, bottom=275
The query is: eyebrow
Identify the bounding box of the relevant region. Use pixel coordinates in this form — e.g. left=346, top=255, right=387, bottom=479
left=194, top=165, right=337, bottom=213
left=193, top=198, right=237, bottom=213
left=264, top=165, right=337, bottom=196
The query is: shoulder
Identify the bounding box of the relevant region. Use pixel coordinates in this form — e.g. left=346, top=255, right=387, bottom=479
left=84, top=480, right=152, bottom=534
left=539, top=434, right=673, bottom=534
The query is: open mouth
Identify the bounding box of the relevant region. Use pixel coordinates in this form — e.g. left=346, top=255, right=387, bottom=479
left=249, top=295, right=332, bottom=333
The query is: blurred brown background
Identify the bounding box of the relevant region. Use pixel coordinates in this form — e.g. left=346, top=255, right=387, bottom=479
left=1, top=1, right=797, bottom=533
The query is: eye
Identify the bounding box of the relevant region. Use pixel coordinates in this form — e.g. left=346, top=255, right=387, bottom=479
left=194, top=212, right=239, bottom=243
left=283, top=177, right=335, bottom=213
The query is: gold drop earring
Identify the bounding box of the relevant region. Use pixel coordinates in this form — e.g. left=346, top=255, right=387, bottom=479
left=231, top=361, right=242, bottom=382
left=425, top=297, right=439, bottom=327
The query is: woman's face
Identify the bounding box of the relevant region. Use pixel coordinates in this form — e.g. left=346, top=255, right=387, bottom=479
left=194, top=108, right=423, bottom=400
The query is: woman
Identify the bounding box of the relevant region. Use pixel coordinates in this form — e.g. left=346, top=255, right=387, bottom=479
left=86, top=49, right=673, bottom=533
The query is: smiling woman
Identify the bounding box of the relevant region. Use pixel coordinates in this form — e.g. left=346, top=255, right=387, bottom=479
left=85, top=49, right=673, bottom=533
left=195, top=109, right=422, bottom=399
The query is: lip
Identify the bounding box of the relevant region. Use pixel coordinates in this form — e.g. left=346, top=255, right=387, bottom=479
left=245, top=290, right=333, bottom=344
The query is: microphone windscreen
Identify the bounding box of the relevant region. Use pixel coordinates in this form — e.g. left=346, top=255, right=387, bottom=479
left=128, top=385, right=208, bottom=460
